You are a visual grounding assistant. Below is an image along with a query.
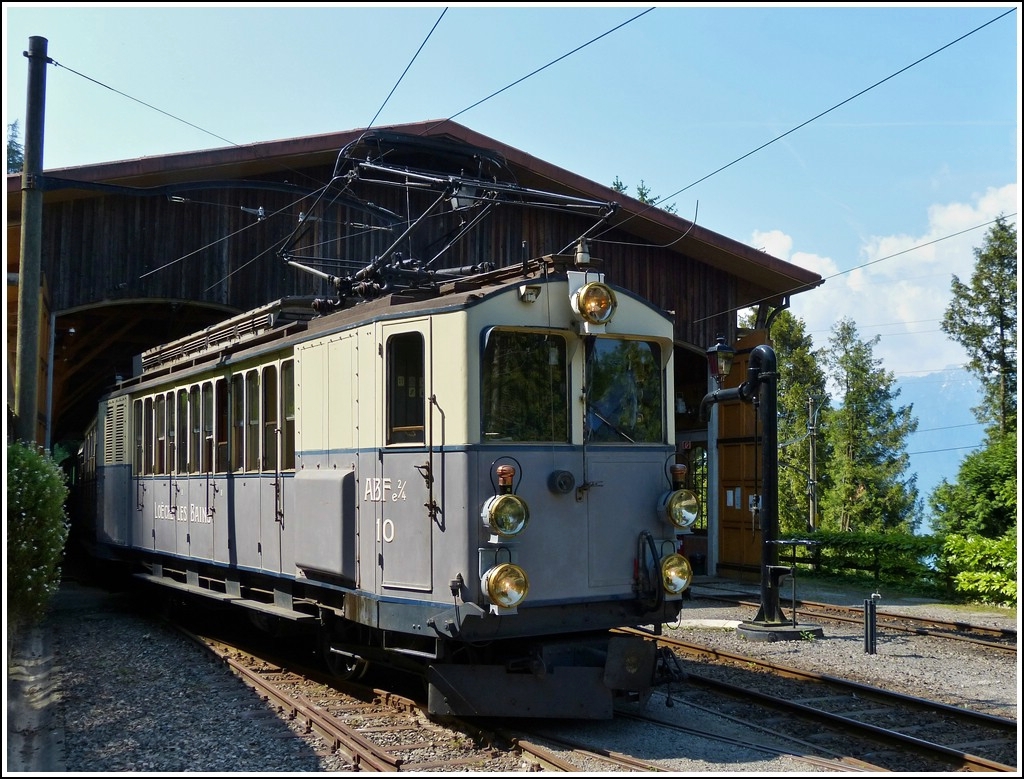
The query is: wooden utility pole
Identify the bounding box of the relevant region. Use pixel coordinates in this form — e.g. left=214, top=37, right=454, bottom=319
left=14, top=36, right=49, bottom=445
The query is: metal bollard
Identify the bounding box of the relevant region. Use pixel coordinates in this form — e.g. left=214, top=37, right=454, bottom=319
left=863, top=593, right=881, bottom=654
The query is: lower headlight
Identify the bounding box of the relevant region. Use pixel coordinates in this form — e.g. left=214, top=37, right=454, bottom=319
left=659, top=489, right=700, bottom=530
left=660, top=553, right=693, bottom=595
left=482, top=563, right=530, bottom=608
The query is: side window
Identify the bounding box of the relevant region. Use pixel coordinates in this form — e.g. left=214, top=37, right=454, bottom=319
left=133, top=399, right=143, bottom=473
left=245, top=370, right=260, bottom=471
left=189, top=385, right=201, bottom=473
left=262, top=365, right=278, bottom=472
left=154, top=394, right=166, bottom=474
left=143, top=397, right=154, bottom=475
left=167, top=392, right=176, bottom=473
left=231, top=374, right=244, bottom=472
left=281, top=359, right=295, bottom=470
left=176, top=389, right=189, bottom=474
left=215, top=379, right=229, bottom=473
left=481, top=330, right=569, bottom=443
left=386, top=333, right=424, bottom=445
left=202, top=381, right=214, bottom=474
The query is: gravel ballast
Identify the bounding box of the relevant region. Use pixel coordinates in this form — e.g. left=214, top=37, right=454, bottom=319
left=6, top=576, right=1018, bottom=773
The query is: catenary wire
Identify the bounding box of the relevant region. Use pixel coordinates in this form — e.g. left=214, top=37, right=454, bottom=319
left=34, top=9, right=1014, bottom=307
left=596, top=7, right=1017, bottom=241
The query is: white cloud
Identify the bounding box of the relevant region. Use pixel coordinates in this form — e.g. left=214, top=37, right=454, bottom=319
left=775, top=184, right=1017, bottom=377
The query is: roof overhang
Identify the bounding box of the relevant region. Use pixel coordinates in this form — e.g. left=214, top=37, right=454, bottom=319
left=6, top=119, right=823, bottom=305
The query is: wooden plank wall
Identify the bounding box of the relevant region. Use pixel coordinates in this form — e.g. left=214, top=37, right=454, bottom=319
left=35, top=162, right=737, bottom=351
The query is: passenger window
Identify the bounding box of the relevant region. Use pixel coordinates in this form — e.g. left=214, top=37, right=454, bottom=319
left=245, top=371, right=260, bottom=471
left=176, top=390, right=189, bottom=473
left=215, top=379, right=229, bottom=473
left=154, top=394, right=166, bottom=474
left=143, top=397, right=154, bottom=475
left=281, top=360, right=295, bottom=469
left=202, top=382, right=214, bottom=474
left=166, top=392, right=176, bottom=473
left=387, top=333, right=424, bottom=445
left=262, top=365, right=277, bottom=471
left=231, top=374, right=244, bottom=472
left=133, top=399, right=143, bottom=474
left=189, top=386, right=201, bottom=473
left=481, top=330, right=568, bottom=443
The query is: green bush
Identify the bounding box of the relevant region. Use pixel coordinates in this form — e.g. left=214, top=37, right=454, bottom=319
left=939, top=530, right=1017, bottom=606
left=7, top=441, right=70, bottom=626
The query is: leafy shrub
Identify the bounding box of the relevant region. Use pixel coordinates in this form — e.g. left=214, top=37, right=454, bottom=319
left=7, top=441, right=70, bottom=626
left=939, top=530, right=1017, bottom=606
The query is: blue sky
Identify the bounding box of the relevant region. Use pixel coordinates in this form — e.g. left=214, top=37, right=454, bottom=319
left=4, top=3, right=1020, bottom=506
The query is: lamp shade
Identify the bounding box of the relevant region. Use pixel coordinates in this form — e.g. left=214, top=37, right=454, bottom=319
left=706, top=335, right=735, bottom=383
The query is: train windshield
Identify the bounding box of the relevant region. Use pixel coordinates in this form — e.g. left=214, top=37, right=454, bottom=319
left=584, top=337, right=663, bottom=444
left=481, top=329, right=569, bottom=442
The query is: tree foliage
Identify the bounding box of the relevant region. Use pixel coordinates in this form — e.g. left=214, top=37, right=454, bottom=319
left=610, top=176, right=679, bottom=214
left=929, top=218, right=1017, bottom=605
left=8, top=119, right=24, bottom=173
left=818, top=318, right=921, bottom=533
left=748, top=310, right=830, bottom=534
left=929, top=431, right=1016, bottom=538
left=940, top=215, right=1017, bottom=436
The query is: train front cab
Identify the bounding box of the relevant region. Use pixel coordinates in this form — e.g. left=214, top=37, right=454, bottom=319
left=413, top=271, right=696, bottom=717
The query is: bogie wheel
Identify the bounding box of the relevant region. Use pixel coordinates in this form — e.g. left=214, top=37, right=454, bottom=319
left=321, top=630, right=370, bottom=681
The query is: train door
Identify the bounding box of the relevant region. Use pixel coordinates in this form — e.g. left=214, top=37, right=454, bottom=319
left=132, top=397, right=159, bottom=551
left=99, top=396, right=132, bottom=547
left=189, top=378, right=226, bottom=562
left=376, top=320, right=433, bottom=594
left=152, top=391, right=176, bottom=554
left=259, top=363, right=285, bottom=574
left=233, top=369, right=264, bottom=571
left=582, top=336, right=670, bottom=591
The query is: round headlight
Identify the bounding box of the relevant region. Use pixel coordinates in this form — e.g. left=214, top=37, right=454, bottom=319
left=483, top=493, right=530, bottom=537
left=483, top=563, right=530, bottom=608
left=661, top=489, right=700, bottom=530
left=574, top=282, right=617, bottom=325
left=661, top=553, right=693, bottom=595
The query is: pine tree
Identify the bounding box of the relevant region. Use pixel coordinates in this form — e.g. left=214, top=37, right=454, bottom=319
left=8, top=119, right=24, bottom=174
left=609, top=176, right=678, bottom=214
left=818, top=318, right=921, bottom=533
left=931, top=215, right=1017, bottom=543
left=940, top=215, right=1017, bottom=437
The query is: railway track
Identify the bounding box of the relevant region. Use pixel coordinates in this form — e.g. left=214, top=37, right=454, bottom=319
left=641, top=630, right=1019, bottom=771
left=700, top=593, right=1017, bottom=653
left=186, top=614, right=1018, bottom=773
left=184, top=628, right=533, bottom=772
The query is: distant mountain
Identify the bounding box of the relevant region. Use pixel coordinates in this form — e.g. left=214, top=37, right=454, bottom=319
left=895, top=369, right=985, bottom=534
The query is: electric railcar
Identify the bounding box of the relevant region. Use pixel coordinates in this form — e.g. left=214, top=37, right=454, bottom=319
left=78, top=248, right=700, bottom=719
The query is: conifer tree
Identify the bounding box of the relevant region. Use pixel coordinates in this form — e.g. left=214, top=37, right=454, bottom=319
left=818, top=318, right=921, bottom=533
left=940, top=215, right=1017, bottom=437
left=7, top=119, right=24, bottom=174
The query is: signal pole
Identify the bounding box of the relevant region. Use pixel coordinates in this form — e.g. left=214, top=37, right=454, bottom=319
left=808, top=395, right=818, bottom=530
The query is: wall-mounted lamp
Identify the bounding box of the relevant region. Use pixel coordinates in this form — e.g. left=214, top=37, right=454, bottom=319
left=518, top=284, right=542, bottom=303
left=706, top=334, right=736, bottom=388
